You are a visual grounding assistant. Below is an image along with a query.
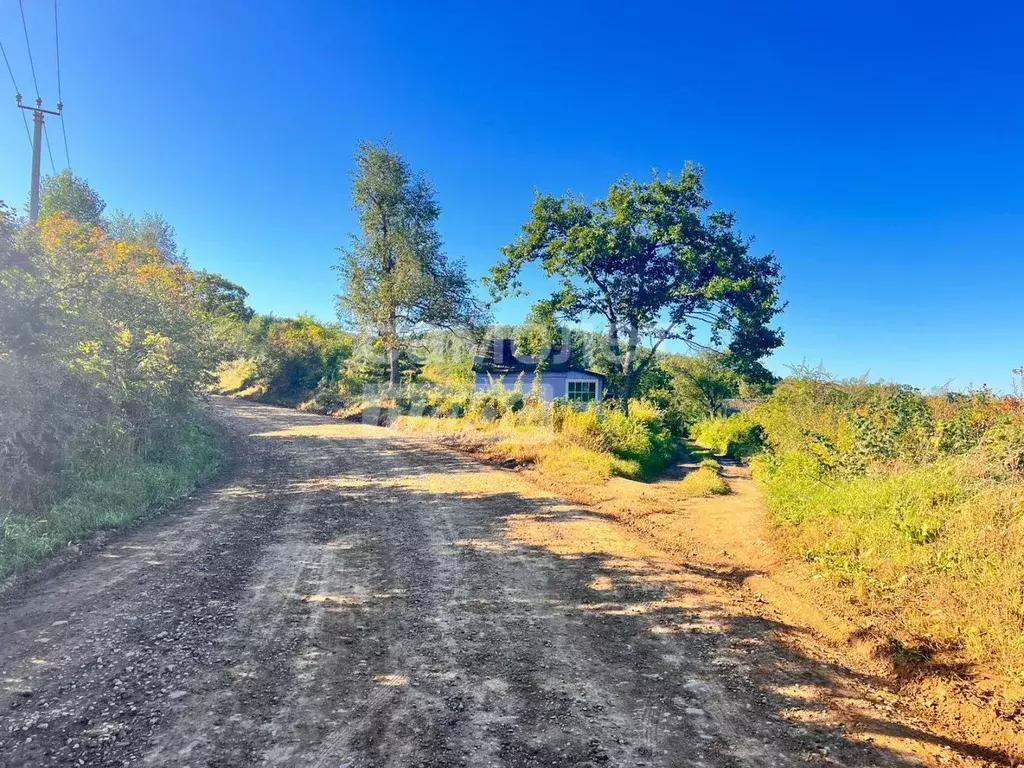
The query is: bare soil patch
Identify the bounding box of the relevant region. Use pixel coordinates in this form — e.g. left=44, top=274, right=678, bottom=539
left=402, top=428, right=1023, bottom=766
left=0, top=399, right=1017, bottom=767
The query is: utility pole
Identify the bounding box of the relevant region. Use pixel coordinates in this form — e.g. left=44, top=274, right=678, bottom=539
left=17, top=95, right=62, bottom=223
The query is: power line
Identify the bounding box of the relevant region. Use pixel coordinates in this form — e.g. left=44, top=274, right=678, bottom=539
left=0, top=34, right=21, bottom=95
left=44, top=122, right=56, bottom=173
left=0, top=35, right=32, bottom=148
left=58, top=113, right=69, bottom=168
left=54, top=0, right=68, bottom=167
left=18, top=0, right=40, bottom=98
left=53, top=0, right=62, bottom=102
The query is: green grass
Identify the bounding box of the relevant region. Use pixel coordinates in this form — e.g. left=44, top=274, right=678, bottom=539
left=678, top=466, right=730, bottom=496
left=396, top=397, right=679, bottom=485
left=0, top=414, right=223, bottom=579
left=753, top=449, right=1024, bottom=679
left=699, top=457, right=723, bottom=472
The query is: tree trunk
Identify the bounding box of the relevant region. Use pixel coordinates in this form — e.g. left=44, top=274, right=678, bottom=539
left=386, top=302, right=400, bottom=389
left=619, top=372, right=636, bottom=415
left=388, top=346, right=400, bottom=389
left=617, top=323, right=640, bottom=415
left=606, top=317, right=621, bottom=362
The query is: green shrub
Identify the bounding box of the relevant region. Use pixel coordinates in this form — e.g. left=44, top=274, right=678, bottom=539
left=690, top=413, right=762, bottom=458
left=560, top=405, right=607, bottom=452
left=699, top=457, right=722, bottom=472
left=600, top=401, right=677, bottom=479
left=679, top=466, right=729, bottom=496
left=981, top=422, right=1024, bottom=478
left=1, top=202, right=227, bottom=558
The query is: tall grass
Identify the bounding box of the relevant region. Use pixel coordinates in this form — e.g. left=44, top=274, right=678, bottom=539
left=743, top=373, right=1024, bottom=680
left=393, top=385, right=679, bottom=484
left=1, top=410, right=222, bottom=579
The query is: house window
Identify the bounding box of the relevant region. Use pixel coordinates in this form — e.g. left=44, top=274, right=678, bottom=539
left=567, top=380, right=597, bottom=403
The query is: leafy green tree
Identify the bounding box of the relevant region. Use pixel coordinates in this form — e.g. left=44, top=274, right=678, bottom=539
left=194, top=271, right=254, bottom=322
left=660, top=352, right=741, bottom=420
left=38, top=170, right=105, bottom=225
left=107, top=211, right=180, bottom=261
left=337, top=141, right=486, bottom=388
left=509, top=307, right=614, bottom=375
left=257, top=315, right=353, bottom=401
left=488, top=165, right=783, bottom=409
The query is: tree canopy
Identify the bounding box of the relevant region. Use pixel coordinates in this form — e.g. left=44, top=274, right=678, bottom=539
left=39, top=170, right=106, bottom=225
left=194, top=271, right=254, bottom=322
left=488, top=164, right=784, bottom=408
left=657, top=352, right=742, bottom=421
left=107, top=211, right=180, bottom=262
left=337, top=141, right=486, bottom=388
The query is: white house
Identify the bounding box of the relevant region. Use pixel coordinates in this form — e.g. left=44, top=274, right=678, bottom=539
left=473, top=339, right=605, bottom=404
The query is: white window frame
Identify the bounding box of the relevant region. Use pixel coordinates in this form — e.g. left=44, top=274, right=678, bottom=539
left=567, top=380, right=598, bottom=403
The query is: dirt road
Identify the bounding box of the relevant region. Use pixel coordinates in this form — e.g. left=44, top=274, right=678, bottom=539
left=0, top=399, right=989, bottom=767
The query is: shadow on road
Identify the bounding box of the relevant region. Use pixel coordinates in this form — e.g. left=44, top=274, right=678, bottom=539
left=243, top=402, right=1016, bottom=768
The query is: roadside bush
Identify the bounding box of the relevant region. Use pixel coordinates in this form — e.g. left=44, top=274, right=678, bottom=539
left=600, top=401, right=676, bottom=479
left=396, top=394, right=679, bottom=484
left=750, top=368, right=1024, bottom=680
left=559, top=406, right=607, bottom=452
left=0, top=194, right=227, bottom=575
left=690, top=413, right=762, bottom=458
left=679, top=466, right=729, bottom=496
left=981, top=422, right=1024, bottom=478
left=214, top=358, right=258, bottom=395
left=429, top=390, right=471, bottom=419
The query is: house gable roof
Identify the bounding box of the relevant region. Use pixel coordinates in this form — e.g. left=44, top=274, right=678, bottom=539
left=472, top=338, right=606, bottom=381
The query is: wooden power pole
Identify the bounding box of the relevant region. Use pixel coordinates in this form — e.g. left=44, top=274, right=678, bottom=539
left=17, top=95, right=62, bottom=223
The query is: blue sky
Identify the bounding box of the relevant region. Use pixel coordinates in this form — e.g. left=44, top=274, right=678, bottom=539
left=1, top=1, right=1021, bottom=391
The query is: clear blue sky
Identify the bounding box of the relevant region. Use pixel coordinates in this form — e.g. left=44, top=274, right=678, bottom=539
left=2, top=1, right=1021, bottom=391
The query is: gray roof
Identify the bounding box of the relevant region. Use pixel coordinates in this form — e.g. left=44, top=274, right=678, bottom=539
left=473, top=339, right=606, bottom=381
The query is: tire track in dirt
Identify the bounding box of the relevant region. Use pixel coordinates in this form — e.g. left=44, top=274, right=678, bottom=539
left=0, top=399, right=974, bottom=767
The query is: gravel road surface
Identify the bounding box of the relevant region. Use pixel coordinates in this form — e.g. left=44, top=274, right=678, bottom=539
left=0, top=399, right=939, bottom=767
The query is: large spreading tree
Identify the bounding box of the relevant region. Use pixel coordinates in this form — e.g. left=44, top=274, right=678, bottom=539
left=337, top=141, right=485, bottom=388
left=488, top=164, right=784, bottom=409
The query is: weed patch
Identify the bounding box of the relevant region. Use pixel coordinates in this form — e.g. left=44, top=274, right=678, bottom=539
left=748, top=373, right=1024, bottom=681
left=0, top=412, right=223, bottom=579
left=678, top=466, right=730, bottom=496
left=690, top=414, right=762, bottom=458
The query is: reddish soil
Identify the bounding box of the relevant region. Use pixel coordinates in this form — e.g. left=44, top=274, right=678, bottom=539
left=0, top=398, right=1019, bottom=766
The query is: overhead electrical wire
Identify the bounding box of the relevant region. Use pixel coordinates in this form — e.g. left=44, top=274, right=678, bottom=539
left=54, top=0, right=69, bottom=168
left=44, top=122, right=56, bottom=173
left=6, top=0, right=71, bottom=170
left=0, top=35, right=32, bottom=148
left=18, top=0, right=40, bottom=99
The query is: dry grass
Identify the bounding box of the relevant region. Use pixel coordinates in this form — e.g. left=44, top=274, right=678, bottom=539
left=678, top=466, right=730, bottom=496
left=213, top=358, right=262, bottom=398
left=395, top=414, right=623, bottom=486
left=754, top=449, right=1024, bottom=682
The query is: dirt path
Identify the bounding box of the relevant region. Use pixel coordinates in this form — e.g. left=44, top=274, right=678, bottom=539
left=0, top=399, right=1007, bottom=767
